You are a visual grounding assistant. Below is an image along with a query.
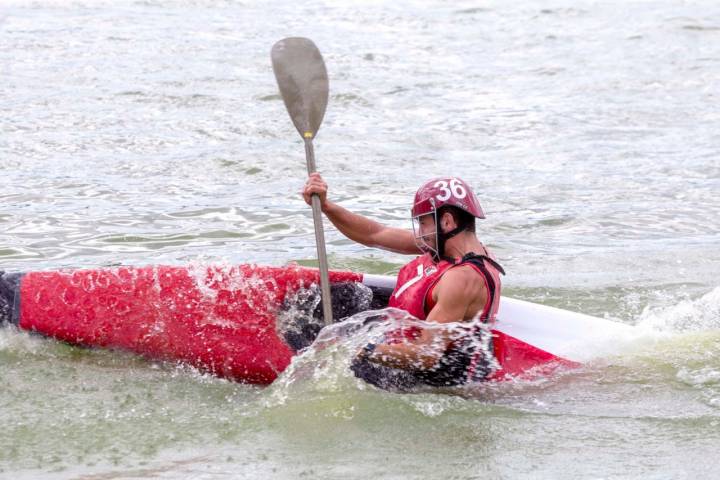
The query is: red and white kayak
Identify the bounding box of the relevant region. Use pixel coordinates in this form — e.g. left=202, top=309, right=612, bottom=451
left=1, top=264, right=633, bottom=384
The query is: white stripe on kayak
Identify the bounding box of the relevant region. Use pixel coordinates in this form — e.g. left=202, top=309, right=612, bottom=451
left=495, top=297, right=635, bottom=362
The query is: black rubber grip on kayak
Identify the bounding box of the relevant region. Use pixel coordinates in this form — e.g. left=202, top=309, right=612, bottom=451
left=0, top=271, right=24, bottom=326
left=280, top=282, right=375, bottom=351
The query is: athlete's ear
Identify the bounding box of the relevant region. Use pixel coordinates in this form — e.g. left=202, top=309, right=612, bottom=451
left=440, top=211, right=456, bottom=232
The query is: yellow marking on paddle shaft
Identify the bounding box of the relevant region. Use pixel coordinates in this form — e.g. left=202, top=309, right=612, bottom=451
left=303, top=131, right=313, bottom=138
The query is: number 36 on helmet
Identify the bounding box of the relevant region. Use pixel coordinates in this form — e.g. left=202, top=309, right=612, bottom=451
left=411, top=177, right=485, bottom=219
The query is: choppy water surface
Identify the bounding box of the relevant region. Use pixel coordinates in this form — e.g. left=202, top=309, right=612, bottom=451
left=1, top=0, right=719, bottom=478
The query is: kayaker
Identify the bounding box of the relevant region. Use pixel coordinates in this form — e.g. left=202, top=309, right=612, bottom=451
left=302, top=173, right=505, bottom=390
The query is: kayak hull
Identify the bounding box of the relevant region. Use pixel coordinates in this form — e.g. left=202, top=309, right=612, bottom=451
left=5, top=263, right=631, bottom=384
left=18, top=265, right=359, bottom=383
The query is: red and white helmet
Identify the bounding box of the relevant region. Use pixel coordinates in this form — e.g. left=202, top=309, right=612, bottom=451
left=411, top=177, right=485, bottom=219
left=411, top=177, right=485, bottom=261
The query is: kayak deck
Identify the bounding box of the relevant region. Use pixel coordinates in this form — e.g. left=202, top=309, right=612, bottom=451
left=3, top=264, right=633, bottom=384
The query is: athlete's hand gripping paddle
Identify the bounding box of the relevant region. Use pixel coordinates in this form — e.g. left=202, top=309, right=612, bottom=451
left=271, top=37, right=333, bottom=325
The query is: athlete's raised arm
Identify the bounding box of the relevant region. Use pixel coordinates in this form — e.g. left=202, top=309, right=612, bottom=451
left=302, top=173, right=420, bottom=255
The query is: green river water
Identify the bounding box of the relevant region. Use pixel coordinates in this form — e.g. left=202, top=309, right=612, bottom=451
left=1, top=1, right=719, bottom=478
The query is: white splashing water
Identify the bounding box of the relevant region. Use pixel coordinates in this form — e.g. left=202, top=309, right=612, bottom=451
left=265, top=307, right=500, bottom=405
left=0, top=326, right=48, bottom=355
left=636, top=286, right=720, bottom=333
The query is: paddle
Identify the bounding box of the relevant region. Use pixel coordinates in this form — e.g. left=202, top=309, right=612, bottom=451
left=271, top=37, right=333, bottom=325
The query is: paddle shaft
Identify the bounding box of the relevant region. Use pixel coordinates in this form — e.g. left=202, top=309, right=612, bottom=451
left=271, top=37, right=333, bottom=325
left=304, top=138, right=333, bottom=324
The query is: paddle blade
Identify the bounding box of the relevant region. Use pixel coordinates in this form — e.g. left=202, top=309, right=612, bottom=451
left=271, top=37, right=329, bottom=139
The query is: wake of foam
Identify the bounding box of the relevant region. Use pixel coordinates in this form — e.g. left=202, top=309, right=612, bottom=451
left=636, top=286, right=720, bottom=333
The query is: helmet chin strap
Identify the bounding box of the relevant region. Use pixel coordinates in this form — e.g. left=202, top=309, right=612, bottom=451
left=431, top=208, right=468, bottom=263
left=436, top=224, right=466, bottom=263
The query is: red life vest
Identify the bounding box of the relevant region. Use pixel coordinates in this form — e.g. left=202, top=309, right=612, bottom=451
left=389, top=251, right=504, bottom=322
left=387, top=251, right=505, bottom=383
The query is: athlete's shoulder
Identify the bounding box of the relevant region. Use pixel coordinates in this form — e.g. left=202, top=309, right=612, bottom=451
left=436, top=264, right=486, bottom=297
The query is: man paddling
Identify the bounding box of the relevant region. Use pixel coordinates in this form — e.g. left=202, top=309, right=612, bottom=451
left=302, top=173, right=505, bottom=389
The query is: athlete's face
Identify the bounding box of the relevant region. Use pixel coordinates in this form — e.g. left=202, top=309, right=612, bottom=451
left=416, top=214, right=437, bottom=249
